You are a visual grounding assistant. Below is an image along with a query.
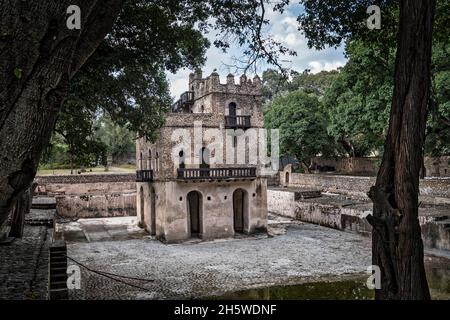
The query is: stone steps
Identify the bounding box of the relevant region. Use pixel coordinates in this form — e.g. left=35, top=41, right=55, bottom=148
left=32, top=196, right=56, bottom=210
left=48, top=241, right=68, bottom=300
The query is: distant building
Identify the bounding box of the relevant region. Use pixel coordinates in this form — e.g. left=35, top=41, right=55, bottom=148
left=136, top=70, right=268, bottom=243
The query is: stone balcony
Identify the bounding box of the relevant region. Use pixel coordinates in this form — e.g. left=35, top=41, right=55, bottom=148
left=172, top=91, right=194, bottom=112
left=177, top=167, right=256, bottom=180
left=224, top=115, right=251, bottom=129
left=136, top=170, right=154, bottom=182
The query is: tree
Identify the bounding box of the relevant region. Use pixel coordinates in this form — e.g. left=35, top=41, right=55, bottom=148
left=0, top=0, right=293, bottom=227
left=425, top=42, right=450, bottom=157
left=262, top=68, right=338, bottom=101
left=298, top=0, right=438, bottom=299
left=0, top=0, right=124, bottom=228
left=93, top=114, right=135, bottom=164
left=264, top=90, right=335, bottom=171
left=323, top=41, right=394, bottom=157
left=53, top=103, right=106, bottom=173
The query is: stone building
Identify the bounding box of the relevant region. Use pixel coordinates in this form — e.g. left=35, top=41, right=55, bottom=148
left=135, top=70, right=268, bottom=243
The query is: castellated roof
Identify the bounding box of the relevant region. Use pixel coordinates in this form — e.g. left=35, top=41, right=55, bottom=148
left=187, top=70, right=263, bottom=96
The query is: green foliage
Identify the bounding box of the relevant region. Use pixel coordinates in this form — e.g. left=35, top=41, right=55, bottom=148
left=296, top=0, right=450, bottom=157
left=93, top=114, right=136, bottom=160
left=290, top=69, right=340, bottom=97
left=264, top=90, right=335, bottom=166
left=262, top=68, right=339, bottom=101
left=323, top=41, right=394, bottom=157
left=426, top=42, right=450, bottom=156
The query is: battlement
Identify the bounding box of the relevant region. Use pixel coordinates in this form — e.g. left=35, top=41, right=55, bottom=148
left=188, top=70, right=262, bottom=99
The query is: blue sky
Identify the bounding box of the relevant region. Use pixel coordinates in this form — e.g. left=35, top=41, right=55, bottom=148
left=167, top=3, right=347, bottom=98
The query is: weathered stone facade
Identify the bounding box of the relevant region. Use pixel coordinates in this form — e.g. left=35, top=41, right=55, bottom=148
left=424, top=156, right=450, bottom=177
left=136, top=70, right=268, bottom=243
left=35, top=174, right=136, bottom=218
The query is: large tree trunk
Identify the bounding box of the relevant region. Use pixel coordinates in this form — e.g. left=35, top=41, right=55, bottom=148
left=0, top=1, right=123, bottom=227
left=9, top=182, right=37, bottom=238
left=367, top=0, right=435, bottom=299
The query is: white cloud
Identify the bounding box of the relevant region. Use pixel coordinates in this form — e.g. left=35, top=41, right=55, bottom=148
left=167, top=3, right=347, bottom=98
left=308, top=60, right=345, bottom=73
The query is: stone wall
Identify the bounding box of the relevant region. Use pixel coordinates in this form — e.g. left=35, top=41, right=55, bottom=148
left=267, top=189, right=296, bottom=218
left=56, top=193, right=136, bottom=219
left=310, top=156, right=450, bottom=177
left=35, top=173, right=135, bottom=185
left=280, top=168, right=450, bottom=204
left=35, top=174, right=137, bottom=218
left=424, top=156, right=450, bottom=177
left=310, top=157, right=378, bottom=175
left=268, top=188, right=450, bottom=252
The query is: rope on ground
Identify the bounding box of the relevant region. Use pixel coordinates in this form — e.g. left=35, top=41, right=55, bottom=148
left=66, top=255, right=154, bottom=292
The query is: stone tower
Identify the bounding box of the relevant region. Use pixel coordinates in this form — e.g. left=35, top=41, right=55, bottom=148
left=136, top=70, right=268, bottom=243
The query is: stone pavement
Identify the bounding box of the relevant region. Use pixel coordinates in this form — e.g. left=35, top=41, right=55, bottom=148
left=66, top=217, right=373, bottom=299
left=0, top=224, right=51, bottom=299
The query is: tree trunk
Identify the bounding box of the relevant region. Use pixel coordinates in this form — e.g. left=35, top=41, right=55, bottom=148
left=419, top=151, right=426, bottom=179
left=70, top=152, right=74, bottom=175
left=0, top=1, right=124, bottom=228
left=8, top=189, right=27, bottom=238
left=367, top=0, right=435, bottom=300
left=300, top=161, right=311, bottom=174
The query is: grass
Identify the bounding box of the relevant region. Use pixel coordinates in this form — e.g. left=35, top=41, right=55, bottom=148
left=37, top=164, right=136, bottom=176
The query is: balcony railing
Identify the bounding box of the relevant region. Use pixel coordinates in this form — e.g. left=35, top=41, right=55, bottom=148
left=225, top=115, right=251, bottom=129
left=177, top=167, right=256, bottom=180
left=136, top=170, right=153, bottom=182
left=172, top=91, right=194, bottom=112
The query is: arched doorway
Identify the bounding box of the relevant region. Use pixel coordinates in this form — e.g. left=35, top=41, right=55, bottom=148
left=139, top=186, right=145, bottom=228
left=233, top=189, right=247, bottom=233
left=285, top=171, right=290, bottom=185
left=187, top=191, right=202, bottom=238
left=150, top=187, right=156, bottom=235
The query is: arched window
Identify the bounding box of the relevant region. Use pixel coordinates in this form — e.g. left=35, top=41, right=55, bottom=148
left=200, top=105, right=205, bottom=113
left=147, top=149, right=152, bottom=170
left=155, top=152, right=159, bottom=171
left=228, top=102, right=237, bottom=117
left=139, top=152, right=143, bottom=170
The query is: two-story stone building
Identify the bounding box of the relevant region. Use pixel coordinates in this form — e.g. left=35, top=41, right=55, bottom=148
left=136, top=70, right=268, bottom=243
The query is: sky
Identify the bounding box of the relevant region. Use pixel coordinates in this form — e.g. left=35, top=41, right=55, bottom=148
left=167, top=3, right=347, bottom=99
